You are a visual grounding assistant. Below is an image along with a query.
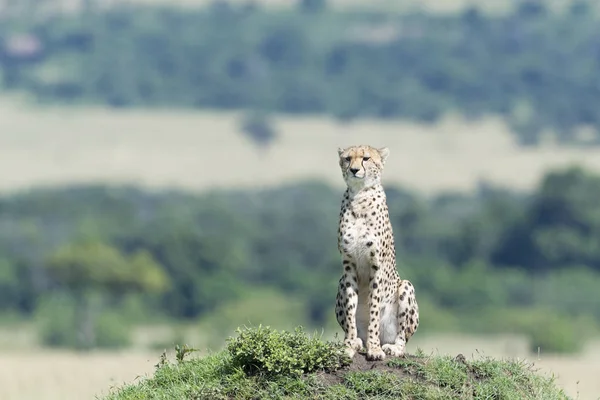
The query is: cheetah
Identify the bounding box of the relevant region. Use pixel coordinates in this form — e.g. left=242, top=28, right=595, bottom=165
left=335, top=145, right=419, bottom=361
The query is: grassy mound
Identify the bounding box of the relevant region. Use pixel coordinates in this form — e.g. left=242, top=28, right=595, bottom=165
left=104, top=326, right=570, bottom=400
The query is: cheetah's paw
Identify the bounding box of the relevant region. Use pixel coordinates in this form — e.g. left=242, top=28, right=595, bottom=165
left=366, top=346, right=386, bottom=361
left=382, top=343, right=406, bottom=357
left=344, top=338, right=363, bottom=359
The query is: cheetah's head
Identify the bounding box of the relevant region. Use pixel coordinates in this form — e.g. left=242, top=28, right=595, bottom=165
left=337, top=145, right=389, bottom=190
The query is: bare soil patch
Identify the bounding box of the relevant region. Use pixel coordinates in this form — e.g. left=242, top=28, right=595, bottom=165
left=320, top=351, right=467, bottom=381
left=317, top=352, right=410, bottom=386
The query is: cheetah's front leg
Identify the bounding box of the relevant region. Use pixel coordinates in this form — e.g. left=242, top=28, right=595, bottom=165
left=366, top=260, right=386, bottom=361
left=335, top=262, right=363, bottom=359
left=382, top=279, right=419, bottom=357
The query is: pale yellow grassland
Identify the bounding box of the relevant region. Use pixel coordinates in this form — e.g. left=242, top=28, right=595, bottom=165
left=0, top=350, right=156, bottom=400
left=2, top=102, right=600, bottom=196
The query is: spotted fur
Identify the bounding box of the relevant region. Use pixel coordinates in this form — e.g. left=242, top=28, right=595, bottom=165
left=335, top=145, right=419, bottom=361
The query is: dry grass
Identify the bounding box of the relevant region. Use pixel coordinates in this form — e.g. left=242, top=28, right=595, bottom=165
left=2, top=101, right=600, bottom=196
left=0, top=350, right=157, bottom=400
left=0, top=334, right=598, bottom=400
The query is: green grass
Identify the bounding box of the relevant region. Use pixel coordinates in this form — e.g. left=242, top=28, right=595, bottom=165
left=103, top=326, right=571, bottom=400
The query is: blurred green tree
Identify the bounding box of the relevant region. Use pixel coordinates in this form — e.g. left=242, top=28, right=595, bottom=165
left=45, top=240, right=169, bottom=349
left=493, top=167, right=600, bottom=272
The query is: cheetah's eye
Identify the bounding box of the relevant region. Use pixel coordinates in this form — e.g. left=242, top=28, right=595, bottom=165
left=363, top=156, right=370, bottom=161
left=345, top=156, right=351, bottom=162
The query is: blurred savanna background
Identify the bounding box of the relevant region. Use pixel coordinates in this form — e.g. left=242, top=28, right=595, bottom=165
left=2, top=0, right=600, bottom=398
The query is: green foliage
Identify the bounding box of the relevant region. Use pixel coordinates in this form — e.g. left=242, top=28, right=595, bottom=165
left=343, top=371, right=404, bottom=397
left=105, top=326, right=569, bottom=400
left=385, top=355, right=570, bottom=399
left=41, top=241, right=168, bottom=349
left=461, top=307, right=597, bottom=354
left=108, top=352, right=236, bottom=399
left=532, top=267, right=600, bottom=320
left=408, top=297, right=461, bottom=335
left=36, top=294, right=78, bottom=348
left=494, top=166, right=600, bottom=270
left=0, top=258, right=20, bottom=310
left=174, top=343, right=198, bottom=363
left=36, top=293, right=131, bottom=349
left=504, top=310, right=593, bottom=354
left=468, top=357, right=568, bottom=400
left=94, top=311, right=133, bottom=349
left=3, top=5, right=600, bottom=144
left=525, top=322, right=580, bottom=355
left=2, top=167, right=600, bottom=350
left=46, top=241, right=169, bottom=294
left=197, top=288, right=309, bottom=350
left=227, top=325, right=350, bottom=377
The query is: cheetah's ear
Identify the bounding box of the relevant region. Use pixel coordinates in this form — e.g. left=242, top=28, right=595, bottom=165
left=337, top=147, right=345, bottom=157
left=378, top=147, right=390, bottom=164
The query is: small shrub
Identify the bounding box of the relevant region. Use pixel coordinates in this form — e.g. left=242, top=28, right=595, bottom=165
left=36, top=294, right=78, bottom=348
left=524, top=316, right=582, bottom=354
left=94, top=311, right=132, bottom=349
left=458, top=307, right=595, bottom=355
left=226, top=325, right=350, bottom=377
left=36, top=294, right=132, bottom=349
left=198, top=288, right=308, bottom=350
left=239, top=112, right=278, bottom=150
left=506, top=309, right=592, bottom=354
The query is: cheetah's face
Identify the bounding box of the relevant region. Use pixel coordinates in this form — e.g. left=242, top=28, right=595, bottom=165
left=337, top=145, right=389, bottom=189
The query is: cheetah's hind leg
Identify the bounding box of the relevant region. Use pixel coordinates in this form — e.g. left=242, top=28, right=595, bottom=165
left=382, top=279, right=419, bottom=357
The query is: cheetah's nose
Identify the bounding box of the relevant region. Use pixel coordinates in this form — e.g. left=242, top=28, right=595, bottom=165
left=350, top=168, right=360, bottom=175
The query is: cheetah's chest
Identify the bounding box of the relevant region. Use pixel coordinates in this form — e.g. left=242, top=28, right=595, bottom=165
left=340, top=214, right=379, bottom=284
left=341, top=218, right=373, bottom=253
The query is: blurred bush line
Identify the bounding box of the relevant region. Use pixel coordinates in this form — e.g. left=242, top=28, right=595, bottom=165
left=0, top=166, right=599, bottom=352
left=1, top=1, right=600, bottom=145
